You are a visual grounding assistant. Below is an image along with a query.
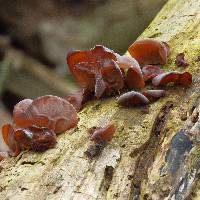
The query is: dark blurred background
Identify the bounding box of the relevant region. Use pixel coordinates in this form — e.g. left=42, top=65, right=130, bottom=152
left=0, top=0, right=167, bottom=126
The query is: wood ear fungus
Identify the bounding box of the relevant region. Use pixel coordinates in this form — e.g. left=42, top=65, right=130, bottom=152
left=89, top=124, right=116, bottom=142
left=67, top=45, right=124, bottom=98
left=142, top=65, right=164, bottom=81
left=13, top=95, right=78, bottom=134
left=128, top=39, right=169, bottom=65
left=152, top=71, right=192, bottom=87
left=14, top=126, right=57, bottom=152
left=116, top=55, right=145, bottom=89
left=2, top=124, right=20, bottom=156
left=142, top=90, right=165, bottom=102
left=118, top=91, right=149, bottom=107
left=64, top=90, right=83, bottom=112
left=13, top=99, right=33, bottom=128
left=175, top=53, right=188, bottom=67
left=67, top=45, right=117, bottom=90
left=26, top=95, right=78, bottom=134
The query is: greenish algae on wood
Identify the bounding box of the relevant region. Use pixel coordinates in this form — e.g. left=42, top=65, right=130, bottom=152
left=0, top=0, right=200, bottom=199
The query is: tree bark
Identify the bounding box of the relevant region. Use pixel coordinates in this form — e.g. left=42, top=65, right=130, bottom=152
left=0, top=0, right=200, bottom=199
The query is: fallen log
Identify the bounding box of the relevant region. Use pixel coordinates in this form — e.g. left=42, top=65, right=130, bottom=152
left=0, top=0, right=200, bottom=199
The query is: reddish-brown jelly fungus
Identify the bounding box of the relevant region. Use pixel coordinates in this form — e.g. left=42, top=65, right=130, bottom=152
left=13, top=99, right=33, bottom=128
left=14, top=126, right=57, bottom=152
left=152, top=71, right=192, bottom=87
left=175, top=53, right=188, bottom=67
left=116, top=55, right=144, bottom=89
left=64, top=89, right=93, bottom=112
left=89, top=124, right=116, bottom=142
left=64, top=90, right=83, bottom=112
left=128, top=39, right=169, bottom=65
left=14, top=95, right=78, bottom=134
left=118, top=91, right=149, bottom=107
left=142, top=90, right=165, bottom=102
left=142, top=65, right=164, bottom=81
left=67, top=45, right=124, bottom=98
left=2, top=124, right=20, bottom=156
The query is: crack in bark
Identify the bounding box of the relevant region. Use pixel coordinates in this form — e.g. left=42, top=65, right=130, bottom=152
left=130, top=102, right=174, bottom=200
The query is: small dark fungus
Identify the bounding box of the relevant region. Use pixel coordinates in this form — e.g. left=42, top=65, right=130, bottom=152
left=14, top=126, right=57, bottom=152
left=128, top=39, right=169, bottom=65
left=142, top=65, right=164, bottom=81
left=89, top=124, right=116, bottom=142
left=118, top=91, right=149, bottom=107
left=175, top=53, right=188, bottom=67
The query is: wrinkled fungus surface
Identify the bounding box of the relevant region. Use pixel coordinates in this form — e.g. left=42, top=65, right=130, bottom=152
left=20, top=95, right=78, bottom=134
left=152, top=71, right=192, bottom=87
left=142, top=65, right=164, bottom=81
left=15, top=126, right=57, bottom=151
left=67, top=45, right=124, bottom=98
left=128, top=39, right=169, bottom=65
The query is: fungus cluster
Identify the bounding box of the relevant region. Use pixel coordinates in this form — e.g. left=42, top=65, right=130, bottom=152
left=67, top=39, right=192, bottom=111
left=0, top=38, right=193, bottom=161
left=1, top=95, right=78, bottom=159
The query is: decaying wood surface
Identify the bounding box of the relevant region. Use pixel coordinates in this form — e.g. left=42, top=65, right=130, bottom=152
left=0, top=0, right=200, bottom=199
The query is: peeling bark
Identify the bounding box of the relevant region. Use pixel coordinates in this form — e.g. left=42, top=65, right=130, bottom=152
left=1, top=0, right=200, bottom=199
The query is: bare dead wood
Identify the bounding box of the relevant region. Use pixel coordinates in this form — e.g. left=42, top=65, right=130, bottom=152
left=0, top=0, right=200, bottom=200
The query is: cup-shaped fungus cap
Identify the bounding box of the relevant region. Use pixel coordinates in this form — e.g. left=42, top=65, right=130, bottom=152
left=14, top=126, right=57, bottom=152
left=26, top=95, right=78, bottom=134
left=99, top=59, right=124, bottom=97
left=142, top=65, right=164, bottom=81
left=13, top=99, right=33, bottom=128
left=142, top=90, right=165, bottom=102
left=117, top=91, right=149, bottom=107
left=2, top=124, right=20, bottom=156
left=116, top=55, right=145, bottom=89
left=64, top=90, right=84, bottom=112
left=128, top=39, right=169, bottom=65
left=89, top=124, right=116, bottom=142
left=66, top=45, right=117, bottom=90
left=152, top=71, right=192, bottom=87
